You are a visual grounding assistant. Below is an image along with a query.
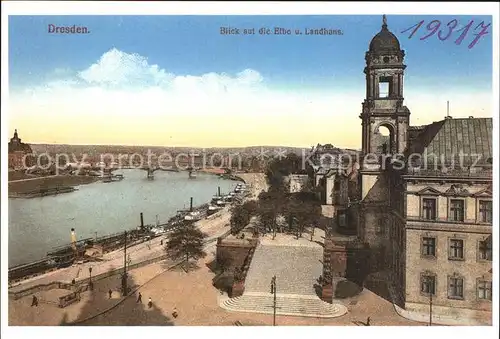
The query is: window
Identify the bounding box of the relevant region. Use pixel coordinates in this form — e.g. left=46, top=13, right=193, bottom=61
left=421, top=274, right=436, bottom=295
left=448, top=276, right=464, bottom=299
left=422, top=198, right=437, bottom=220
left=479, top=200, right=492, bottom=223
left=379, top=82, right=389, bottom=98
left=478, top=238, right=492, bottom=261
left=334, top=181, right=340, bottom=191
left=449, top=239, right=464, bottom=260
left=378, top=76, right=393, bottom=98
left=449, top=199, right=465, bottom=222
left=422, top=237, right=436, bottom=257
left=338, top=212, right=347, bottom=228
left=477, top=280, right=492, bottom=301
left=376, top=218, right=386, bottom=235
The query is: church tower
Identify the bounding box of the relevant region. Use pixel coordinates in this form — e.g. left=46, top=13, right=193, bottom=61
left=358, top=16, right=410, bottom=268
left=361, top=15, right=410, bottom=159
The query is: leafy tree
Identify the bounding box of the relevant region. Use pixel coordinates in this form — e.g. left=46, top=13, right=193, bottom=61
left=266, top=153, right=306, bottom=192
left=283, top=191, right=322, bottom=239
left=230, top=200, right=258, bottom=235
left=294, top=200, right=321, bottom=239
left=256, top=190, right=287, bottom=236
left=230, top=205, right=248, bottom=235
left=165, top=222, right=207, bottom=272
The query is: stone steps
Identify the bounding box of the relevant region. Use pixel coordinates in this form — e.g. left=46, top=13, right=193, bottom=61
left=244, top=244, right=323, bottom=295
left=221, top=293, right=347, bottom=318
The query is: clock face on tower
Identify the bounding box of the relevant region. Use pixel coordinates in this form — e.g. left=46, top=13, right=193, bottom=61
left=383, top=56, right=390, bottom=63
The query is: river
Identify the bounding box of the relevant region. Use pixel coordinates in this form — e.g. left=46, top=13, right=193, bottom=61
left=8, top=169, right=238, bottom=267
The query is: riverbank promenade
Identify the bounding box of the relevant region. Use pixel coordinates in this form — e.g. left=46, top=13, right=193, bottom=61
left=9, top=245, right=425, bottom=326
left=9, top=173, right=424, bottom=326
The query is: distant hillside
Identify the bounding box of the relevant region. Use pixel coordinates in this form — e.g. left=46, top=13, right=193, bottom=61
left=29, top=144, right=308, bottom=156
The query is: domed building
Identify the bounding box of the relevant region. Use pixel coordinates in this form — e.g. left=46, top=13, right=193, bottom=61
left=321, top=15, right=492, bottom=325
left=368, top=15, right=402, bottom=54
left=8, top=129, right=34, bottom=170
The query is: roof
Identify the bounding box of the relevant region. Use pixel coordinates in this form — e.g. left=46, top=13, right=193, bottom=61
left=408, top=117, right=493, bottom=166
left=369, top=17, right=401, bottom=53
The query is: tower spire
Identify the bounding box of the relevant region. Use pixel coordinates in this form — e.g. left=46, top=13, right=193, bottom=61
left=382, top=14, right=388, bottom=29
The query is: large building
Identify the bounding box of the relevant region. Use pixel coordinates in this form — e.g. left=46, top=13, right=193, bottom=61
left=8, top=129, right=33, bottom=170
left=320, top=16, right=492, bottom=323
left=305, top=144, right=359, bottom=234
left=355, top=16, right=492, bottom=321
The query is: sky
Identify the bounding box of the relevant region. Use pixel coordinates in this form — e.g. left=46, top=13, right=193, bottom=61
left=7, top=14, right=494, bottom=148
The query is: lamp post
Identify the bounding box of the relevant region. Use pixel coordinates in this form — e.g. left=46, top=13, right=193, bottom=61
left=270, top=275, right=277, bottom=326
left=89, top=266, right=93, bottom=291
left=121, top=231, right=128, bottom=296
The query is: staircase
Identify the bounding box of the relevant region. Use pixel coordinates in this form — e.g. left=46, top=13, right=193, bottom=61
left=221, top=292, right=347, bottom=318
left=245, top=244, right=323, bottom=295
left=220, top=241, right=348, bottom=318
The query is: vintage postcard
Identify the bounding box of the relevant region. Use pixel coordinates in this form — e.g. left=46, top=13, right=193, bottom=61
left=1, top=1, right=498, bottom=337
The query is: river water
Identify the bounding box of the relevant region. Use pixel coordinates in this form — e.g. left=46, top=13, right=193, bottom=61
left=8, top=169, right=238, bottom=267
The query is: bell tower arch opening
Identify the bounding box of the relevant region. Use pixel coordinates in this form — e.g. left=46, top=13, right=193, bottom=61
left=374, top=123, right=395, bottom=155
left=360, top=15, right=411, bottom=164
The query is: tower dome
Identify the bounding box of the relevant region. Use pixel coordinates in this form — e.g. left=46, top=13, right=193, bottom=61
left=369, top=15, right=401, bottom=53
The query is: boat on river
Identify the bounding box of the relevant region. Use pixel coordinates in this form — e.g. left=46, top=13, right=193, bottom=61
left=207, top=205, right=222, bottom=215
left=102, top=174, right=125, bottom=183
left=184, top=210, right=202, bottom=221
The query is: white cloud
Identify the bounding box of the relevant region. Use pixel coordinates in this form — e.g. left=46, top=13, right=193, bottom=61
left=73, top=48, right=263, bottom=93
left=78, top=48, right=174, bottom=87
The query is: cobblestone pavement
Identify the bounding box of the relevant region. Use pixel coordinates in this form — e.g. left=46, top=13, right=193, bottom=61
left=245, top=244, right=322, bottom=295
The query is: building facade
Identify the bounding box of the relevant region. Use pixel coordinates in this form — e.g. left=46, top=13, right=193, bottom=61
left=8, top=129, right=34, bottom=170
left=355, top=16, right=492, bottom=321
left=306, top=143, right=359, bottom=234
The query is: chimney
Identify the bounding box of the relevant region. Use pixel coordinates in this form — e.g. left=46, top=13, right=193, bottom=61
left=445, top=101, right=453, bottom=119
left=140, top=213, right=144, bottom=228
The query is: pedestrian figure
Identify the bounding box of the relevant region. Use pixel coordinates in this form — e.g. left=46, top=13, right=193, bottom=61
left=366, top=317, right=371, bottom=326
left=137, top=292, right=142, bottom=303
left=108, top=289, right=112, bottom=299
left=172, top=307, right=178, bottom=318
left=31, top=295, right=38, bottom=307
left=148, top=297, right=153, bottom=309
left=160, top=240, right=163, bottom=246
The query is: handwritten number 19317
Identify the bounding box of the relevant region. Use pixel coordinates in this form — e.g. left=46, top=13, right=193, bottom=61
left=401, top=18, right=490, bottom=49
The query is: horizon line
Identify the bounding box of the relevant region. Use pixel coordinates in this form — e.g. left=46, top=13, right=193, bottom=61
left=24, top=142, right=361, bottom=151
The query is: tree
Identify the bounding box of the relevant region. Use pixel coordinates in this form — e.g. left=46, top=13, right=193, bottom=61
left=282, top=192, right=322, bottom=239
left=266, top=153, right=307, bottom=191
left=230, top=205, right=250, bottom=235
left=230, top=200, right=258, bottom=235
left=256, top=190, right=287, bottom=237
left=165, top=222, right=207, bottom=272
